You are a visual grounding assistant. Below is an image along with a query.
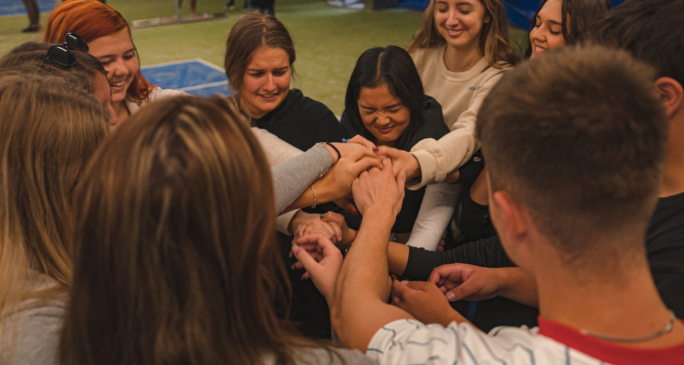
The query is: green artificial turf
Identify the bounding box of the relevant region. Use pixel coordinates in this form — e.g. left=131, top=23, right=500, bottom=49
left=0, top=0, right=527, bottom=114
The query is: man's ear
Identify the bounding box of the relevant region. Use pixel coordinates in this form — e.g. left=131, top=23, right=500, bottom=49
left=655, top=77, right=683, bottom=118
left=491, top=190, right=529, bottom=245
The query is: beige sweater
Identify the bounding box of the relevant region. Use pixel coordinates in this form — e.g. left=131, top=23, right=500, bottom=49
left=409, top=46, right=510, bottom=189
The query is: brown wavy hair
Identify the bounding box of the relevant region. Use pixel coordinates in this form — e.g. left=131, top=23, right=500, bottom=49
left=0, top=73, right=109, bottom=360
left=406, top=0, right=518, bottom=68
left=60, top=95, right=337, bottom=365
left=224, top=12, right=296, bottom=112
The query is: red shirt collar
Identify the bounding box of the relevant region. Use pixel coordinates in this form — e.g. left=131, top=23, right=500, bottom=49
left=538, top=316, right=684, bottom=365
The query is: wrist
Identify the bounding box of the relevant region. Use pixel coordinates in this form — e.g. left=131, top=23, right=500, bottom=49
left=360, top=206, right=396, bottom=228
left=321, top=143, right=339, bottom=164
left=407, top=154, right=421, bottom=180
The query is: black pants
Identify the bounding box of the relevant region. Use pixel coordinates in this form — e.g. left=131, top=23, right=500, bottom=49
left=21, top=0, right=39, bottom=26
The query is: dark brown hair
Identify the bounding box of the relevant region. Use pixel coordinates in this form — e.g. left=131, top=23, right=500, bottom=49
left=224, top=12, right=296, bottom=104
left=60, top=95, right=333, bottom=365
left=406, top=0, right=518, bottom=69
left=476, top=44, right=667, bottom=262
left=0, top=42, right=106, bottom=94
left=590, top=0, right=684, bottom=87
left=525, top=0, right=611, bottom=58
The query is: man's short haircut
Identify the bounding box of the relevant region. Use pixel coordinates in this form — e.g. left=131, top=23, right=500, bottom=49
left=475, top=45, right=668, bottom=261
left=591, top=0, right=683, bottom=86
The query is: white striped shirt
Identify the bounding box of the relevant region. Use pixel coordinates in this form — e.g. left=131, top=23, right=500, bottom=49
left=367, top=318, right=684, bottom=365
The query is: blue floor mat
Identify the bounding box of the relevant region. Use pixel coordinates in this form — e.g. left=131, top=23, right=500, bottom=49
left=141, top=59, right=233, bottom=97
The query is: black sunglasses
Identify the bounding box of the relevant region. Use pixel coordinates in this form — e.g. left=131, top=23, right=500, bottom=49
left=44, top=33, right=89, bottom=67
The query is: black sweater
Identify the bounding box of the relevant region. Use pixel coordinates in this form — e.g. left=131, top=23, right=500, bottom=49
left=252, top=88, right=345, bottom=151
left=339, top=96, right=450, bottom=234
left=404, top=191, right=684, bottom=318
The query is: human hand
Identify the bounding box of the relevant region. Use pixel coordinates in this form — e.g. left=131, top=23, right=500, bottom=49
left=428, top=263, right=504, bottom=302
left=291, top=235, right=344, bottom=304
left=375, top=146, right=421, bottom=181
left=320, top=211, right=357, bottom=246
left=317, top=149, right=382, bottom=203
left=291, top=211, right=342, bottom=243
left=391, top=280, right=464, bottom=327
left=437, top=231, right=447, bottom=252
left=351, top=158, right=406, bottom=217
left=336, top=135, right=377, bottom=151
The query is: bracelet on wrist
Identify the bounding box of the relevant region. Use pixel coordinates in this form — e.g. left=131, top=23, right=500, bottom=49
left=310, top=184, right=317, bottom=208
left=319, top=142, right=341, bottom=164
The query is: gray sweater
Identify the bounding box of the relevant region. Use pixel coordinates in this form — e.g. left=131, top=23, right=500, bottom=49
left=0, top=278, right=64, bottom=365
left=272, top=143, right=332, bottom=214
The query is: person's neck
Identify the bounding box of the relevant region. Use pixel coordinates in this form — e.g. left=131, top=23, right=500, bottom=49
left=660, top=114, right=684, bottom=197
left=536, top=248, right=683, bottom=348
left=375, top=139, right=394, bottom=148
left=113, top=100, right=128, bottom=124
left=443, top=43, right=484, bottom=73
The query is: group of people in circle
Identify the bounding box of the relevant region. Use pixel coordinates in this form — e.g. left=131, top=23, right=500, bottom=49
left=1, top=0, right=684, bottom=364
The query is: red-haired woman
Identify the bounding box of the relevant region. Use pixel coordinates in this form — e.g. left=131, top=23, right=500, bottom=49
left=44, top=0, right=183, bottom=125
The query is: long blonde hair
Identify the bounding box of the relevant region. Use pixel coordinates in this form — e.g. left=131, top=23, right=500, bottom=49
left=406, top=0, right=518, bottom=68
left=61, top=95, right=333, bottom=365
left=0, top=73, right=109, bottom=355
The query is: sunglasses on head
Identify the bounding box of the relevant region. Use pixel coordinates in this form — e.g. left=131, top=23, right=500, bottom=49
left=44, top=33, right=90, bottom=67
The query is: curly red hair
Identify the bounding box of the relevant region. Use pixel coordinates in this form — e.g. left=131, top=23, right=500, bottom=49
left=44, top=0, right=153, bottom=103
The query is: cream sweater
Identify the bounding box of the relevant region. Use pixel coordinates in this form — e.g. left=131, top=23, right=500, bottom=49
left=409, top=46, right=510, bottom=189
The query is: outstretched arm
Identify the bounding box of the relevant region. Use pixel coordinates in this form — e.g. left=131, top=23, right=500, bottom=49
left=331, top=159, right=413, bottom=352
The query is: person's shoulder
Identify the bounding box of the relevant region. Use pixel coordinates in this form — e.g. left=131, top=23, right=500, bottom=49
left=148, top=87, right=187, bottom=102
left=295, top=347, right=377, bottom=365
left=408, top=96, right=449, bottom=145
left=410, top=46, right=441, bottom=69
left=368, top=318, right=562, bottom=364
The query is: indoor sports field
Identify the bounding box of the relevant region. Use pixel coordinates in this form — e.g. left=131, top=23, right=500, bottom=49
left=0, top=0, right=527, bottom=114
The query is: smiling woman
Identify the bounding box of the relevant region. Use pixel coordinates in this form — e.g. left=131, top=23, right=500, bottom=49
left=339, top=46, right=454, bottom=247
left=224, top=13, right=345, bottom=152
left=526, top=0, right=611, bottom=58
left=43, top=0, right=185, bottom=125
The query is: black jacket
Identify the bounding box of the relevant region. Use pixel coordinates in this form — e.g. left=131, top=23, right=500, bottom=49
left=253, top=88, right=345, bottom=151
left=340, top=96, right=450, bottom=233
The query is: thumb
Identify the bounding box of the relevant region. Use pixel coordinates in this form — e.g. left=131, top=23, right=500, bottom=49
left=396, top=168, right=407, bottom=192
left=375, top=145, right=398, bottom=158
left=445, top=279, right=478, bottom=302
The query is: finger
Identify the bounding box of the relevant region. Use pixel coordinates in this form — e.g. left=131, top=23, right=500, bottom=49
left=332, top=199, right=358, bottom=215
left=437, top=244, right=444, bottom=252
left=348, top=135, right=377, bottom=150
left=446, top=279, right=479, bottom=302
left=350, top=157, right=383, bottom=177
left=322, top=211, right=346, bottom=226
left=291, top=243, right=321, bottom=275
left=374, top=145, right=401, bottom=159
left=302, top=272, right=311, bottom=280
left=291, top=261, right=304, bottom=270
left=404, top=281, right=432, bottom=291
left=326, top=221, right=342, bottom=242
left=391, top=279, right=412, bottom=300
left=293, top=234, right=329, bottom=246
left=395, top=166, right=407, bottom=192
